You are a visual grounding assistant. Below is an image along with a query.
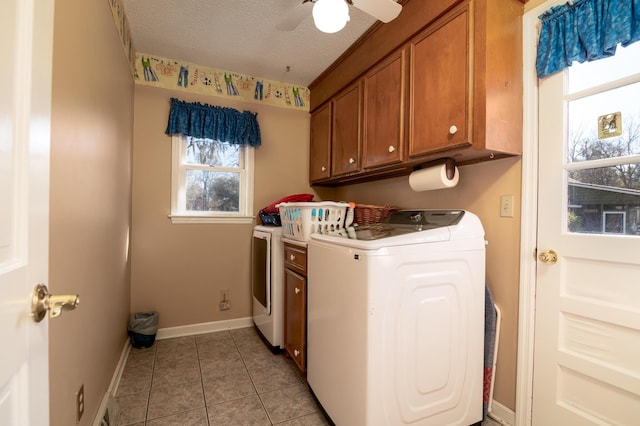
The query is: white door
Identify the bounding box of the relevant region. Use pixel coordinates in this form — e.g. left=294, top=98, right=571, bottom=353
left=0, top=0, right=54, bottom=424
left=533, top=39, right=640, bottom=424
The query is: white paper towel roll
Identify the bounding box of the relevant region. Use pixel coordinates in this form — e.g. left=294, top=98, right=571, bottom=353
left=409, top=163, right=459, bottom=191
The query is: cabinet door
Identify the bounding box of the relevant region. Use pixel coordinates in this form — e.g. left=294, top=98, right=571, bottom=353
left=310, top=103, right=332, bottom=182
left=331, top=82, right=362, bottom=176
left=363, top=48, right=407, bottom=169
left=409, top=2, right=471, bottom=157
left=284, top=268, right=306, bottom=372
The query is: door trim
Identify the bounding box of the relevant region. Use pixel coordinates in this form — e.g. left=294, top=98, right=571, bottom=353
left=516, top=2, right=565, bottom=425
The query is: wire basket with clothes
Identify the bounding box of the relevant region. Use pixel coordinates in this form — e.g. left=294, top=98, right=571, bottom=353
left=353, top=203, right=398, bottom=225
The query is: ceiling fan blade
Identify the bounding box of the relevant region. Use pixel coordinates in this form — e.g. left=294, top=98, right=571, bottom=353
left=351, top=0, right=402, bottom=23
left=276, top=1, right=314, bottom=31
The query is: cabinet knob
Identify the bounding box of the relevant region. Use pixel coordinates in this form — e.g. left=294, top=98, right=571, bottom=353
left=294, top=349, right=300, bottom=357
left=449, top=125, right=458, bottom=135
left=295, top=287, right=300, bottom=294
left=388, top=145, right=395, bottom=153
left=349, top=157, right=356, bottom=164
left=321, top=166, right=326, bottom=172
left=290, top=254, right=295, bottom=261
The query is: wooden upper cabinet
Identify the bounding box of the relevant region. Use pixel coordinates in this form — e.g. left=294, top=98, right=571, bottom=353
left=309, top=103, right=331, bottom=182
left=363, top=48, right=407, bottom=169
left=331, top=81, right=362, bottom=177
left=409, top=2, right=471, bottom=158
left=308, top=0, right=523, bottom=185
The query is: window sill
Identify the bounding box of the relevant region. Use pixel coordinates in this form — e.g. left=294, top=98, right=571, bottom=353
left=168, top=215, right=255, bottom=225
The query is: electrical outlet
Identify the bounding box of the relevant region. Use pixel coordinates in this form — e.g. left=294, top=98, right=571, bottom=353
left=76, top=384, right=84, bottom=422
left=500, top=195, right=515, bottom=218
left=219, top=289, right=230, bottom=311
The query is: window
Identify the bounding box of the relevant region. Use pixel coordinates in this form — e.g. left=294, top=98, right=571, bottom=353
left=170, top=135, right=254, bottom=224
left=565, top=42, right=640, bottom=236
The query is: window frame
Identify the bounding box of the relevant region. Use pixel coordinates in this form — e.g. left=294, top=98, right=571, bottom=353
left=170, top=135, right=254, bottom=224
left=602, top=210, right=626, bottom=234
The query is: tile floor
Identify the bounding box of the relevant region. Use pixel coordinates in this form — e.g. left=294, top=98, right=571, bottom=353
left=116, top=326, right=503, bottom=426
left=116, top=326, right=326, bottom=425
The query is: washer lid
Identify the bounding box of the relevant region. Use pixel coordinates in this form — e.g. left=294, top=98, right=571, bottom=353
left=310, top=209, right=484, bottom=249
left=386, top=209, right=465, bottom=228
left=352, top=210, right=464, bottom=240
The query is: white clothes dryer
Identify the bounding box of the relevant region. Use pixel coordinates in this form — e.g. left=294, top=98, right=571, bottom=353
left=307, top=210, right=486, bottom=425
left=252, top=225, right=284, bottom=350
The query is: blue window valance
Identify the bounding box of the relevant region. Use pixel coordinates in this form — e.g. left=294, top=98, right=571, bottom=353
left=165, top=98, right=261, bottom=147
left=536, top=0, right=640, bottom=78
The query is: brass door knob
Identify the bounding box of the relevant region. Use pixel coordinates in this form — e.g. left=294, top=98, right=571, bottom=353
left=32, top=284, right=79, bottom=323
left=538, top=249, right=558, bottom=264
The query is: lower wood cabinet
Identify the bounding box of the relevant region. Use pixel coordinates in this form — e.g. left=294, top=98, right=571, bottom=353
left=283, top=242, right=307, bottom=372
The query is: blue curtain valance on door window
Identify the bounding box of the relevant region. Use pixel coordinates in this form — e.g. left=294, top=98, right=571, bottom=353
left=165, top=98, right=261, bottom=147
left=536, top=0, right=640, bottom=78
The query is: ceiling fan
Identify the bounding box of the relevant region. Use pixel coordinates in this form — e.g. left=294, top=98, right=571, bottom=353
left=276, top=0, right=402, bottom=33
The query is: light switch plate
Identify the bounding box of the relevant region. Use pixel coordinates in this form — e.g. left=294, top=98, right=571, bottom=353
left=500, top=195, right=515, bottom=218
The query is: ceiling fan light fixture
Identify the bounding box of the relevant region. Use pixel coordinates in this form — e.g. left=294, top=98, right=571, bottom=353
left=312, top=0, right=350, bottom=34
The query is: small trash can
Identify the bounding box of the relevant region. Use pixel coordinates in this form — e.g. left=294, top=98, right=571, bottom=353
left=127, top=311, right=159, bottom=349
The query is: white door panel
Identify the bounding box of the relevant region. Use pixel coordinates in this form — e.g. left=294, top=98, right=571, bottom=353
left=0, top=0, right=53, bottom=424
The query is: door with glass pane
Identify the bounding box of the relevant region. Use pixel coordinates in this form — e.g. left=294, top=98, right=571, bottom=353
left=533, top=42, right=640, bottom=424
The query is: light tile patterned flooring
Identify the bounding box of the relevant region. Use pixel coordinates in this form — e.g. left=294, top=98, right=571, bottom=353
left=116, top=326, right=329, bottom=425
left=116, top=325, right=502, bottom=426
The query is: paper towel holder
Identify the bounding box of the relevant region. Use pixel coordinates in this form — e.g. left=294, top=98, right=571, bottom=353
left=413, top=158, right=457, bottom=180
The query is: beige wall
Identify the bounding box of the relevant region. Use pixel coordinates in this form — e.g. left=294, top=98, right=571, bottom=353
left=334, top=157, right=522, bottom=410
left=130, top=86, right=330, bottom=328
left=49, top=0, right=134, bottom=425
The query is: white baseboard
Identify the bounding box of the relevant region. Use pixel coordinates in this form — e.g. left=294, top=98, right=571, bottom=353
left=488, top=400, right=515, bottom=426
left=155, top=316, right=254, bottom=340
left=92, top=338, right=130, bottom=426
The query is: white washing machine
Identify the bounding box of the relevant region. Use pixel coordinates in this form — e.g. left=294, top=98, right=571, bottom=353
left=252, top=225, right=284, bottom=350
left=307, top=210, right=486, bottom=426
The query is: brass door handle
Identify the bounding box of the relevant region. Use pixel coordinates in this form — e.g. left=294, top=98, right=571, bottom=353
left=32, top=284, right=79, bottom=323
left=538, top=249, right=558, bottom=265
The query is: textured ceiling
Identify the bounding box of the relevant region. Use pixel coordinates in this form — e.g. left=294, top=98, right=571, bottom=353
left=121, top=0, right=380, bottom=86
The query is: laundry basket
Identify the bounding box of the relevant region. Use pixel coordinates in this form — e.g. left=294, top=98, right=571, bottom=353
left=277, top=201, right=350, bottom=241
